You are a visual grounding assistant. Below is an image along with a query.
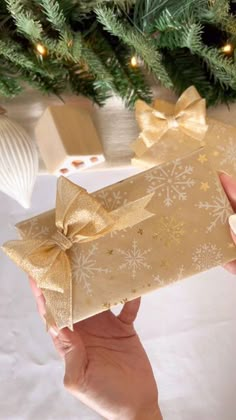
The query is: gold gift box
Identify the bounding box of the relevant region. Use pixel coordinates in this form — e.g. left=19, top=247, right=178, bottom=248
left=3, top=149, right=236, bottom=329
left=132, top=86, right=236, bottom=177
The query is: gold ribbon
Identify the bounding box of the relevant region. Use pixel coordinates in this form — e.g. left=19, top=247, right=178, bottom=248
left=132, top=86, right=208, bottom=157
left=3, top=177, right=154, bottom=330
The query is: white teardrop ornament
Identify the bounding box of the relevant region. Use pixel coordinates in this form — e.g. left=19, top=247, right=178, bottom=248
left=0, top=115, right=38, bottom=208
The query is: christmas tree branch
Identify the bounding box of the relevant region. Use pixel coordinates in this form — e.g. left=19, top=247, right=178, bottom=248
left=181, top=23, right=236, bottom=89
left=155, top=16, right=236, bottom=90
left=95, top=5, right=173, bottom=88
left=0, top=75, right=22, bottom=97
left=6, top=0, right=43, bottom=41
left=88, top=29, right=152, bottom=107
left=81, top=43, right=113, bottom=86
left=38, top=0, right=67, bottom=34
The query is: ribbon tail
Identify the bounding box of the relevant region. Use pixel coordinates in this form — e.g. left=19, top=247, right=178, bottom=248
left=131, top=124, right=168, bottom=157
left=130, top=135, right=149, bottom=157
left=2, top=239, right=73, bottom=331
left=111, top=192, right=155, bottom=231
left=180, top=122, right=208, bottom=142
left=40, top=252, right=73, bottom=331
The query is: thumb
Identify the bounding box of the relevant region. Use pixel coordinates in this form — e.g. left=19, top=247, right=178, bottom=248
left=220, top=172, right=236, bottom=245
left=229, top=214, right=236, bottom=246
left=117, top=297, right=141, bottom=325
left=219, top=173, right=236, bottom=211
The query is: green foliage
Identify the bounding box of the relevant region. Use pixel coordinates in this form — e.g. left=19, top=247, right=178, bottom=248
left=88, top=29, right=152, bottom=107
left=95, top=5, right=173, bottom=88
left=163, top=48, right=236, bottom=106
left=156, top=17, right=236, bottom=89
left=78, top=0, right=135, bottom=13
left=0, top=0, right=236, bottom=107
left=133, top=0, right=206, bottom=32
left=147, top=0, right=236, bottom=105
left=38, top=0, right=67, bottom=33
left=6, top=0, right=43, bottom=40
left=0, top=76, right=22, bottom=97
left=0, top=39, right=42, bottom=73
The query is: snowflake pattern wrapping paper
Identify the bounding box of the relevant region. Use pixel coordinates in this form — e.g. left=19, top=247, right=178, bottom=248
left=132, top=90, right=236, bottom=178
left=6, top=150, right=236, bottom=326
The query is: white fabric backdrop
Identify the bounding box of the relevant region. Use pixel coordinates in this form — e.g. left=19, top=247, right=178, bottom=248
left=1, top=169, right=236, bottom=420
left=1, top=88, right=236, bottom=419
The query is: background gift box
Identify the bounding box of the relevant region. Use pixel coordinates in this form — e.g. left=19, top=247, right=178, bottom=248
left=131, top=86, right=236, bottom=178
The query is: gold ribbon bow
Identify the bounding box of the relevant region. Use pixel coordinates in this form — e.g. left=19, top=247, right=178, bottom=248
left=132, top=86, right=208, bottom=157
left=3, top=177, right=154, bottom=330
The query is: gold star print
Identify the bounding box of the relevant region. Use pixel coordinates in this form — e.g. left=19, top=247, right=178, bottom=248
left=160, top=259, right=168, bottom=268
left=213, top=150, right=219, bottom=157
left=198, top=154, right=208, bottom=164
left=200, top=182, right=210, bottom=192
left=120, top=298, right=128, bottom=304
left=137, top=228, right=143, bottom=235
left=153, top=216, right=185, bottom=247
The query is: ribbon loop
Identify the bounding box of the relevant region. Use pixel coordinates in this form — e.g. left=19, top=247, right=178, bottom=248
left=3, top=176, right=155, bottom=331
left=51, top=230, right=73, bottom=251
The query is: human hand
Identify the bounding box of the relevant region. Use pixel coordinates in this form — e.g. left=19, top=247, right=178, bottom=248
left=220, top=173, right=236, bottom=273
left=29, top=278, right=162, bottom=420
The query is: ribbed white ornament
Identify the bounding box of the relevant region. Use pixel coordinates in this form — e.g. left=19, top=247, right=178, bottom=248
left=0, top=115, right=38, bottom=208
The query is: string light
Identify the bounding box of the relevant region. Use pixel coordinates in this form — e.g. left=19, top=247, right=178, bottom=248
left=36, top=43, right=48, bottom=57
left=130, top=55, right=138, bottom=67
left=221, top=43, right=233, bottom=54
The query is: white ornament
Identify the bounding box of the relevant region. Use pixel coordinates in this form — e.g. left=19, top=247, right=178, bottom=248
left=0, top=114, right=38, bottom=208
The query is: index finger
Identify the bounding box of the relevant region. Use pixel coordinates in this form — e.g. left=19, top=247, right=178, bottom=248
left=29, top=277, right=46, bottom=319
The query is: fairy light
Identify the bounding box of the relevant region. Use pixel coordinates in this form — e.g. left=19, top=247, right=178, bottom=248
left=221, top=43, right=233, bottom=54
left=36, top=43, right=48, bottom=57
left=130, top=55, right=138, bottom=67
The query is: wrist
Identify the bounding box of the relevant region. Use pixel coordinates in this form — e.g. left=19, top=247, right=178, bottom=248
left=109, top=404, right=162, bottom=420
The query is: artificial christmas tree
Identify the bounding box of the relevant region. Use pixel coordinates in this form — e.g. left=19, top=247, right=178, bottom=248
left=0, top=0, right=235, bottom=107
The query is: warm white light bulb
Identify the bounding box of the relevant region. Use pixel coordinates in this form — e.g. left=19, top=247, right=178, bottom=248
left=222, top=43, right=233, bottom=53
left=130, top=55, right=138, bottom=67
left=36, top=43, right=47, bottom=56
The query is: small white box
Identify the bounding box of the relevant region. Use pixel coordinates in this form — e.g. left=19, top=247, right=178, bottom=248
left=35, top=104, right=105, bottom=175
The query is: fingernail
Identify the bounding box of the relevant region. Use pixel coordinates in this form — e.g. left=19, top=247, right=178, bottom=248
left=49, top=326, right=59, bottom=337
left=229, top=214, right=236, bottom=234
left=218, top=170, right=231, bottom=177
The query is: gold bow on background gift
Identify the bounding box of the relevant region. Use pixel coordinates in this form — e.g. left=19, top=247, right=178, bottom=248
left=131, top=85, right=208, bottom=158
left=3, top=177, right=154, bottom=330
